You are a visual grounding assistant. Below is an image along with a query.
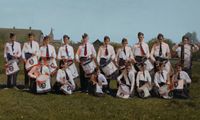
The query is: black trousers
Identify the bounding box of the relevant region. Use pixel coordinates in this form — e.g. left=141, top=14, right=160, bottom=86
left=7, top=72, right=18, bottom=88
left=30, top=78, right=36, bottom=93
left=24, top=64, right=30, bottom=88
left=79, top=64, right=89, bottom=92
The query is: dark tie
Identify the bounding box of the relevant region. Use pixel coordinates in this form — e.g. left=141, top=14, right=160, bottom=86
left=140, top=43, right=145, bottom=56
left=11, top=42, right=14, bottom=52
left=84, top=44, right=87, bottom=56
left=30, top=41, right=32, bottom=48
left=105, top=45, right=108, bottom=56
left=123, top=47, right=126, bottom=55
left=46, top=45, right=49, bottom=58
left=40, top=66, right=43, bottom=74
left=143, top=71, right=145, bottom=79
left=159, top=43, right=162, bottom=56
left=177, top=72, right=180, bottom=80
left=180, top=45, right=184, bottom=65
left=161, top=72, right=164, bottom=79
left=66, top=46, right=69, bottom=57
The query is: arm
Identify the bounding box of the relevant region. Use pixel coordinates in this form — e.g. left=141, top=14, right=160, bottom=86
left=130, top=72, right=135, bottom=93
left=117, top=72, right=124, bottom=84
left=75, top=46, right=81, bottom=63
left=97, top=47, right=102, bottom=65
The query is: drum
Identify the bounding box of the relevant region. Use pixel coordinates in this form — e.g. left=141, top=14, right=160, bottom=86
left=116, top=84, right=130, bottom=99
left=25, top=56, right=38, bottom=70
left=60, top=84, right=73, bottom=95
left=36, top=75, right=51, bottom=93
left=81, top=59, right=96, bottom=75
left=138, top=84, right=151, bottom=98
left=174, top=80, right=184, bottom=90
left=159, top=85, right=173, bottom=99
left=100, top=58, right=117, bottom=77
left=49, top=59, right=58, bottom=75
left=67, top=63, right=79, bottom=79
left=6, top=61, right=19, bottom=75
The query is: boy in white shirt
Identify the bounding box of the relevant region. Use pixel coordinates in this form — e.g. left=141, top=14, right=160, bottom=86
left=22, top=33, right=40, bottom=90
left=4, top=33, right=21, bottom=89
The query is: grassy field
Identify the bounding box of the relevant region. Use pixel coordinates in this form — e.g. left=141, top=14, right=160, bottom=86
left=0, top=61, right=199, bottom=120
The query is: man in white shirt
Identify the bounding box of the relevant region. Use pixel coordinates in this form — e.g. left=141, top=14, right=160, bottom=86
left=97, top=36, right=116, bottom=93
left=57, top=35, right=78, bottom=79
left=40, top=36, right=57, bottom=75
left=22, top=33, right=40, bottom=90
left=76, top=33, right=96, bottom=92
left=172, top=36, right=199, bottom=77
left=116, top=38, right=135, bottom=71
left=132, top=32, right=153, bottom=72
left=4, top=33, right=21, bottom=89
left=150, top=33, right=171, bottom=73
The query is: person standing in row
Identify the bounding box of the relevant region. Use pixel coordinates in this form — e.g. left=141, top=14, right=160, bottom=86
left=4, top=33, right=21, bottom=89
left=22, top=33, right=40, bottom=90
left=76, top=33, right=96, bottom=93
left=172, top=36, right=199, bottom=78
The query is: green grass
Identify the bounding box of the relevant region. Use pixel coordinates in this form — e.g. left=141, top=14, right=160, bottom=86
left=0, top=62, right=200, bottom=120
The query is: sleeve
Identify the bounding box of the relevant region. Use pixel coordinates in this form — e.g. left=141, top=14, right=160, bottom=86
left=136, top=72, right=140, bottom=87
left=71, top=46, right=75, bottom=60
left=166, top=44, right=171, bottom=58
left=68, top=70, right=75, bottom=87
left=183, top=72, right=191, bottom=83
left=146, top=44, right=150, bottom=58
left=99, top=74, right=108, bottom=85
left=150, top=45, right=156, bottom=62
left=52, top=46, right=57, bottom=58
left=97, top=46, right=102, bottom=64
left=75, top=46, right=81, bottom=62
left=111, top=46, right=116, bottom=61
left=192, top=44, right=199, bottom=52
left=17, top=43, right=22, bottom=58
left=130, top=71, right=135, bottom=93
left=21, top=43, right=26, bottom=60
left=154, top=73, right=159, bottom=87
left=4, top=43, right=8, bottom=61
left=115, top=48, right=120, bottom=63
left=36, top=42, right=40, bottom=58
left=117, top=72, right=124, bottom=84
left=91, top=44, right=96, bottom=57
left=146, top=71, right=151, bottom=83
left=129, top=48, right=135, bottom=60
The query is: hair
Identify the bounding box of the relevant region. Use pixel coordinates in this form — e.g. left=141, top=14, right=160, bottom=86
left=28, top=33, right=34, bottom=37
left=125, top=61, right=132, bottom=68
left=104, top=36, right=110, bottom=41
left=94, top=67, right=100, bottom=74
left=157, top=33, right=164, bottom=40
left=59, top=60, right=65, bottom=69
left=138, top=32, right=144, bottom=37
left=63, top=35, right=70, bottom=40
left=182, top=35, right=189, bottom=42
left=121, top=38, right=128, bottom=44
left=43, top=35, right=50, bottom=41
left=82, top=33, right=88, bottom=39
left=9, top=33, right=15, bottom=38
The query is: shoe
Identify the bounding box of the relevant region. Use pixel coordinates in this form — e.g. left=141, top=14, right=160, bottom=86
left=13, top=87, right=19, bottom=90
left=23, top=88, right=30, bottom=91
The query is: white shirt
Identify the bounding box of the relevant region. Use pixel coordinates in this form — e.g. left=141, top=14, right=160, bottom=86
left=4, top=41, right=22, bottom=62
left=97, top=44, right=115, bottom=64
left=116, top=46, right=134, bottom=61
left=40, top=44, right=56, bottom=58
left=136, top=70, right=151, bottom=87
left=76, top=42, right=96, bottom=62
left=174, top=71, right=191, bottom=84
left=117, top=69, right=135, bottom=92
left=154, top=70, right=168, bottom=87
left=57, top=44, right=74, bottom=60
left=97, top=73, right=108, bottom=86
left=132, top=42, right=150, bottom=58
left=56, top=69, right=75, bottom=87
left=22, top=40, right=40, bottom=60
left=150, top=42, right=170, bottom=61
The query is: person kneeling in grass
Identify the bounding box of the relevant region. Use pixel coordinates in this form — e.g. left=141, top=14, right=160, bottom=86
left=53, top=60, right=75, bottom=95
left=116, top=62, right=135, bottom=99
left=173, top=64, right=191, bottom=99
left=88, top=67, right=108, bottom=97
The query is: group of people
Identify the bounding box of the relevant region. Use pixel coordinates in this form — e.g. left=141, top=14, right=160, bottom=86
left=3, top=32, right=199, bottom=99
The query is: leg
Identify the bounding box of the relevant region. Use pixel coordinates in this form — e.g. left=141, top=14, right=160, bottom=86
left=7, top=75, right=12, bottom=88
left=79, top=64, right=86, bottom=92
left=24, top=65, right=30, bottom=89
left=13, top=72, right=18, bottom=87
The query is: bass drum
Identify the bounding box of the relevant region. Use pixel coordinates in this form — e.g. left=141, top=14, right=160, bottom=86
left=36, top=75, right=51, bottom=93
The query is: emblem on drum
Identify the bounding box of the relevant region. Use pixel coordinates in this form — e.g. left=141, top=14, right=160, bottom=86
left=29, top=59, right=34, bottom=65
left=67, top=86, right=71, bottom=91
left=40, top=83, right=46, bottom=89
left=9, top=66, right=14, bottom=72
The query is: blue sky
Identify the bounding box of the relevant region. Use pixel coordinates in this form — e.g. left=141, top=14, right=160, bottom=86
left=0, top=0, right=200, bottom=44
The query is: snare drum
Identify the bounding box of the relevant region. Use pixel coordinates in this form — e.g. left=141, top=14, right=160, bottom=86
left=67, top=62, right=79, bottom=79
left=25, top=56, right=38, bottom=70
left=6, top=61, right=19, bottom=75
left=81, top=59, right=96, bottom=75
left=60, top=84, right=73, bottom=95
left=49, top=59, right=58, bottom=75
left=138, top=84, right=151, bottom=98
left=36, top=75, right=51, bottom=93
left=116, top=84, right=130, bottom=99
left=159, top=85, right=173, bottom=99
left=174, top=80, right=184, bottom=90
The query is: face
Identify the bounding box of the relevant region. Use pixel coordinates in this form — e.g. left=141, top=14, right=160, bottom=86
left=104, top=39, right=110, bottom=45
left=122, top=41, right=128, bottom=47
left=138, top=35, right=144, bottom=42
left=28, top=36, right=34, bottom=41
left=183, top=38, right=189, bottom=44
left=159, top=65, right=164, bottom=71
left=43, top=38, right=49, bottom=45
left=126, top=66, right=131, bottom=72
left=158, top=36, right=164, bottom=43
left=83, top=36, right=89, bottom=44
left=176, top=66, right=182, bottom=72
left=10, top=36, right=16, bottom=41
left=63, top=37, right=69, bottom=44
